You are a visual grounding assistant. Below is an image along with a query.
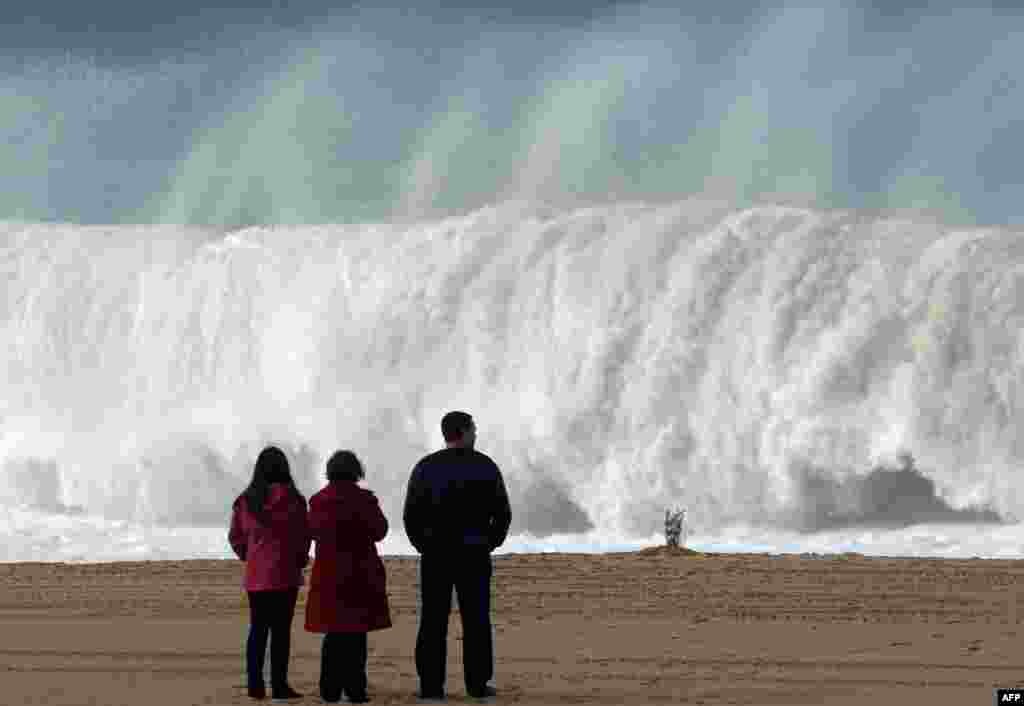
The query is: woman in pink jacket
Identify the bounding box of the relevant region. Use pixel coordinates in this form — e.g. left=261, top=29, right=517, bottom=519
left=228, top=446, right=310, bottom=702
left=305, top=450, right=391, bottom=704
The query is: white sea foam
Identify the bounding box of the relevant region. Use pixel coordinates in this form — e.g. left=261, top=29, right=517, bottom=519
left=2, top=199, right=1023, bottom=560
left=4, top=505, right=1024, bottom=563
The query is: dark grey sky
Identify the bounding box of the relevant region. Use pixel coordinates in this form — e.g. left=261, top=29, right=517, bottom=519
left=1, top=1, right=1022, bottom=225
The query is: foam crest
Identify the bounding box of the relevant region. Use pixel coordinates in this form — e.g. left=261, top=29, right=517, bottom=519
left=2, top=201, right=1021, bottom=547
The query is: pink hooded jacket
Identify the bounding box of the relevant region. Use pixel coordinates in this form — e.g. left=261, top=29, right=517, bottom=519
left=228, top=483, right=311, bottom=591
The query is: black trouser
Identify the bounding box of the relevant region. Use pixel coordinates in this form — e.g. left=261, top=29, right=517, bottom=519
left=415, top=549, right=493, bottom=695
left=246, top=588, right=298, bottom=692
left=320, top=632, right=368, bottom=701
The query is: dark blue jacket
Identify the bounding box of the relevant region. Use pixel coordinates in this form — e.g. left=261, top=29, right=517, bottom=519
left=402, top=447, right=512, bottom=554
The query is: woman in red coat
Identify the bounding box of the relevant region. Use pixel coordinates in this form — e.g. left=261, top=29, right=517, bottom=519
left=305, top=450, right=391, bottom=704
left=228, top=446, right=310, bottom=702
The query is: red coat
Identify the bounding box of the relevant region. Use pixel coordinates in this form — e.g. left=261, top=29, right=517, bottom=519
left=228, top=484, right=310, bottom=591
left=304, top=481, right=392, bottom=633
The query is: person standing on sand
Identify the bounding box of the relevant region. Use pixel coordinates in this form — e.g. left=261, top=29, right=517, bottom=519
left=403, top=411, right=512, bottom=702
left=228, top=446, right=310, bottom=703
left=304, top=450, right=392, bottom=704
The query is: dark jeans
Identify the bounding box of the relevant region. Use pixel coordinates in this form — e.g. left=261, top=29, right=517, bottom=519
left=415, top=549, right=493, bottom=695
left=246, top=588, right=299, bottom=692
left=320, top=632, right=368, bottom=701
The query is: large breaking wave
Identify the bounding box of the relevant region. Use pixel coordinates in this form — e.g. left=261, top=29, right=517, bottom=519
left=3, top=1, right=1024, bottom=559
left=2, top=200, right=1022, bottom=557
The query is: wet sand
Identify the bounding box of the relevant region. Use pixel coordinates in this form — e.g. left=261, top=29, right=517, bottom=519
left=2, top=546, right=1023, bottom=704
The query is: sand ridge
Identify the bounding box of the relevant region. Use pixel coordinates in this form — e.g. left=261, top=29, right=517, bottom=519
left=2, top=551, right=1023, bottom=704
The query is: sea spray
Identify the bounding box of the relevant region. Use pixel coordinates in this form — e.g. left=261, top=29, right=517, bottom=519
left=2, top=3, right=1024, bottom=226
left=2, top=200, right=1021, bottom=548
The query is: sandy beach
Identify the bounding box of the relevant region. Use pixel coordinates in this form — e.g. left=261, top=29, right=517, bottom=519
left=2, top=547, right=1023, bottom=705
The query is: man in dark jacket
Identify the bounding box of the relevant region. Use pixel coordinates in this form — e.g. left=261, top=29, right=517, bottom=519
left=403, top=411, right=512, bottom=702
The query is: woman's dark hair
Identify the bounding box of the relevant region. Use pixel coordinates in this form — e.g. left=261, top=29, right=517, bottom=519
left=243, top=446, right=298, bottom=515
left=326, top=450, right=365, bottom=482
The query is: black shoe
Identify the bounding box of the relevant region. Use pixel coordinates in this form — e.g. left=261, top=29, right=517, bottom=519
left=415, top=691, right=446, bottom=703
left=319, top=682, right=341, bottom=703
left=248, top=685, right=267, bottom=700
left=346, top=694, right=370, bottom=704
left=271, top=685, right=303, bottom=702
left=467, top=685, right=497, bottom=700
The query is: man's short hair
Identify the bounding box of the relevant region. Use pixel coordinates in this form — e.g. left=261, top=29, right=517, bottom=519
left=326, top=450, right=365, bottom=482
left=441, top=411, right=474, bottom=442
